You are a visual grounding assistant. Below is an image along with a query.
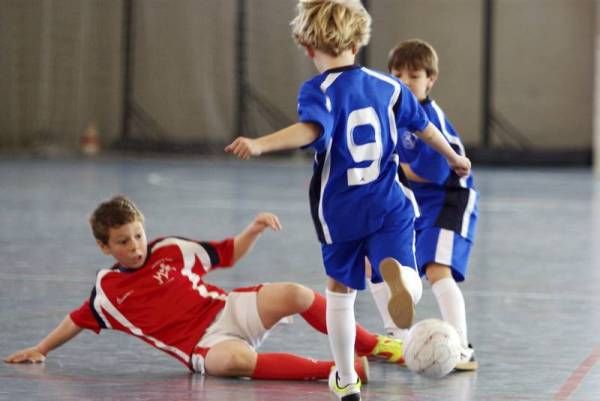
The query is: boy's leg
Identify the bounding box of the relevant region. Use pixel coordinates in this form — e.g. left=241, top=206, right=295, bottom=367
left=427, top=264, right=478, bottom=370
left=203, top=339, right=370, bottom=381
left=253, top=354, right=368, bottom=382
left=256, top=282, right=314, bottom=329
left=326, top=280, right=360, bottom=397
left=320, top=238, right=387, bottom=399
left=365, top=258, right=408, bottom=339
left=379, top=258, right=419, bottom=329
left=419, top=227, right=478, bottom=370
left=427, top=264, right=468, bottom=347
left=367, top=212, right=423, bottom=330
left=204, top=339, right=258, bottom=377
left=257, top=282, right=379, bottom=356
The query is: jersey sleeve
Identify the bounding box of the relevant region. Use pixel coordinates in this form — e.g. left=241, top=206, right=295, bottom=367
left=444, top=117, right=461, bottom=143
left=297, top=80, right=334, bottom=152
left=197, top=237, right=235, bottom=269
left=69, top=299, right=102, bottom=334
left=394, top=82, right=430, bottom=133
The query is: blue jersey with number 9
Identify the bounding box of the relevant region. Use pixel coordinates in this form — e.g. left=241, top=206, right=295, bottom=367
left=298, top=65, right=430, bottom=244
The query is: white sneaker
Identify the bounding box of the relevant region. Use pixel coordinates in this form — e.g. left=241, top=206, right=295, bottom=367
left=328, top=368, right=361, bottom=401
left=386, top=327, right=408, bottom=341
left=455, top=344, right=479, bottom=371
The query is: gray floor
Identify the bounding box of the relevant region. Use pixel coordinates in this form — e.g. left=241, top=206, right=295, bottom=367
left=1, top=156, right=599, bottom=401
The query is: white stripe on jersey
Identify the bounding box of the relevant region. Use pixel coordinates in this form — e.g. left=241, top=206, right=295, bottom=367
left=93, top=269, right=113, bottom=329
left=430, top=101, right=468, bottom=188
left=435, top=228, right=454, bottom=266
left=461, top=189, right=477, bottom=238
left=154, top=238, right=212, bottom=271
left=393, top=153, right=421, bottom=218
left=361, top=70, right=421, bottom=218
left=318, top=139, right=334, bottom=244
left=361, top=68, right=401, bottom=147
left=430, top=101, right=465, bottom=156
left=154, top=238, right=227, bottom=301
left=320, top=72, right=341, bottom=113
left=316, top=72, right=343, bottom=244
left=92, top=270, right=191, bottom=363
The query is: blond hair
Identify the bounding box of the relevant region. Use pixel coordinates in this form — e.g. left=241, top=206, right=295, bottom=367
left=90, top=195, right=144, bottom=244
left=290, top=0, right=371, bottom=56
left=387, top=39, right=439, bottom=77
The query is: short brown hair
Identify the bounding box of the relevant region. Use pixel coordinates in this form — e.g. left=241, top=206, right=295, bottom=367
left=90, top=195, right=144, bottom=244
left=290, top=0, right=371, bottom=56
left=387, top=39, right=439, bottom=77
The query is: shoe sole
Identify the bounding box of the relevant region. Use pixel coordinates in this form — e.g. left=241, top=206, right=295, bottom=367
left=454, top=360, right=479, bottom=371
left=380, top=258, right=414, bottom=329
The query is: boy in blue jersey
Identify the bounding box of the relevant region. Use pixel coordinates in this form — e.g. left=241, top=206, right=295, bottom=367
left=369, top=39, right=478, bottom=371
left=226, top=2, right=471, bottom=399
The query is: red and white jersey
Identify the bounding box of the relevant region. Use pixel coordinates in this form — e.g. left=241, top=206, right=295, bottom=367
left=70, top=236, right=234, bottom=370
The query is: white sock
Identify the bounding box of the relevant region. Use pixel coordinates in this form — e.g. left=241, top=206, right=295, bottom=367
left=326, top=289, right=357, bottom=386
left=367, top=281, right=397, bottom=334
left=431, top=277, right=468, bottom=348
left=400, top=265, right=423, bottom=305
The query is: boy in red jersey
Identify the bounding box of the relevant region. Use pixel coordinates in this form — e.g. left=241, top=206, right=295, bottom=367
left=4, top=195, right=402, bottom=381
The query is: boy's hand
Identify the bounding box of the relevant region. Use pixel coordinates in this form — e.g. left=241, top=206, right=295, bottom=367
left=4, top=347, right=46, bottom=364
left=225, top=137, right=261, bottom=160
left=448, top=155, right=471, bottom=177
left=250, top=212, right=282, bottom=234
left=232, top=212, right=282, bottom=263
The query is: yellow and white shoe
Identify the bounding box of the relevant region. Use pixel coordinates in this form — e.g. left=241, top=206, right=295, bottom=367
left=328, top=368, right=362, bottom=401
left=370, top=335, right=404, bottom=364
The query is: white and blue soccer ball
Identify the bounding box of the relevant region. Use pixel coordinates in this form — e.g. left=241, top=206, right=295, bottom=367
left=403, top=318, right=461, bottom=378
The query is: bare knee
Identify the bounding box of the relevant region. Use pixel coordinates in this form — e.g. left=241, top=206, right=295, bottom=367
left=205, top=343, right=256, bottom=377
left=281, top=282, right=313, bottom=311
left=219, top=353, right=254, bottom=376
left=426, top=263, right=452, bottom=284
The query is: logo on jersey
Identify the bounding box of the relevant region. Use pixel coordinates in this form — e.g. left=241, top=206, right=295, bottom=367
left=401, top=131, right=417, bottom=149
left=116, top=290, right=134, bottom=305
left=153, top=263, right=175, bottom=285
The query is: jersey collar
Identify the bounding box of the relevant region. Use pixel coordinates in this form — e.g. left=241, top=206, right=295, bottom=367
left=420, top=96, right=433, bottom=105
left=323, top=64, right=362, bottom=75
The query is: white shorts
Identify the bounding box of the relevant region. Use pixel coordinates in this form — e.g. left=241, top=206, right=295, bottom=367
left=190, top=285, right=293, bottom=374
left=198, top=289, right=269, bottom=349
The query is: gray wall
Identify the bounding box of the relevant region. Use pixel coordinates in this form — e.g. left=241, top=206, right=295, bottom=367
left=132, top=0, right=236, bottom=143
left=0, top=0, right=595, bottom=154
left=370, top=0, right=483, bottom=146
left=0, top=0, right=123, bottom=149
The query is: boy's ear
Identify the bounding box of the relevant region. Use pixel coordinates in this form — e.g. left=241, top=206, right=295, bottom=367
left=304, top=45, right=315, bottom=59
left=427, top=73, right=438, bottom=91
left=97, top=240, right=112, bottom=255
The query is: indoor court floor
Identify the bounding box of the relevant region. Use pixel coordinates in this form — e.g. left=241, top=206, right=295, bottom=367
left=1, top=155, right=599, bottom=401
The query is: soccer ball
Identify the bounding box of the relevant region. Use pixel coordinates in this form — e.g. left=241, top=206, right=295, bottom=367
left=403, top=318, right=461, bottom=378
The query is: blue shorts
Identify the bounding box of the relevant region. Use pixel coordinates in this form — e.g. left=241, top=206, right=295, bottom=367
left=415, top=227, right=473, bottom=282
left=321, top=209, right=417, bottom=290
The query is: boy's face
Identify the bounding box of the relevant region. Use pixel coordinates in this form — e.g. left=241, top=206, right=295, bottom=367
left=391, top=67, right=436, bottom=101
left=97, top=220, right=148, bottom=269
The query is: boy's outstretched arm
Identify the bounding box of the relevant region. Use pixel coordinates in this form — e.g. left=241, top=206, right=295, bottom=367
left=233, top=212, right=282, bottom=264
left=225, top=122, right=320, bottom=159
left=4, top=315, right=82, bottom=363
left=416, top=122, right=471, bottom=177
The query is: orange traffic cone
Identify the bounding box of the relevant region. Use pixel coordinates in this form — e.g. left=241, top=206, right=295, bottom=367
left=80, top=122, right=101, bottom=156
